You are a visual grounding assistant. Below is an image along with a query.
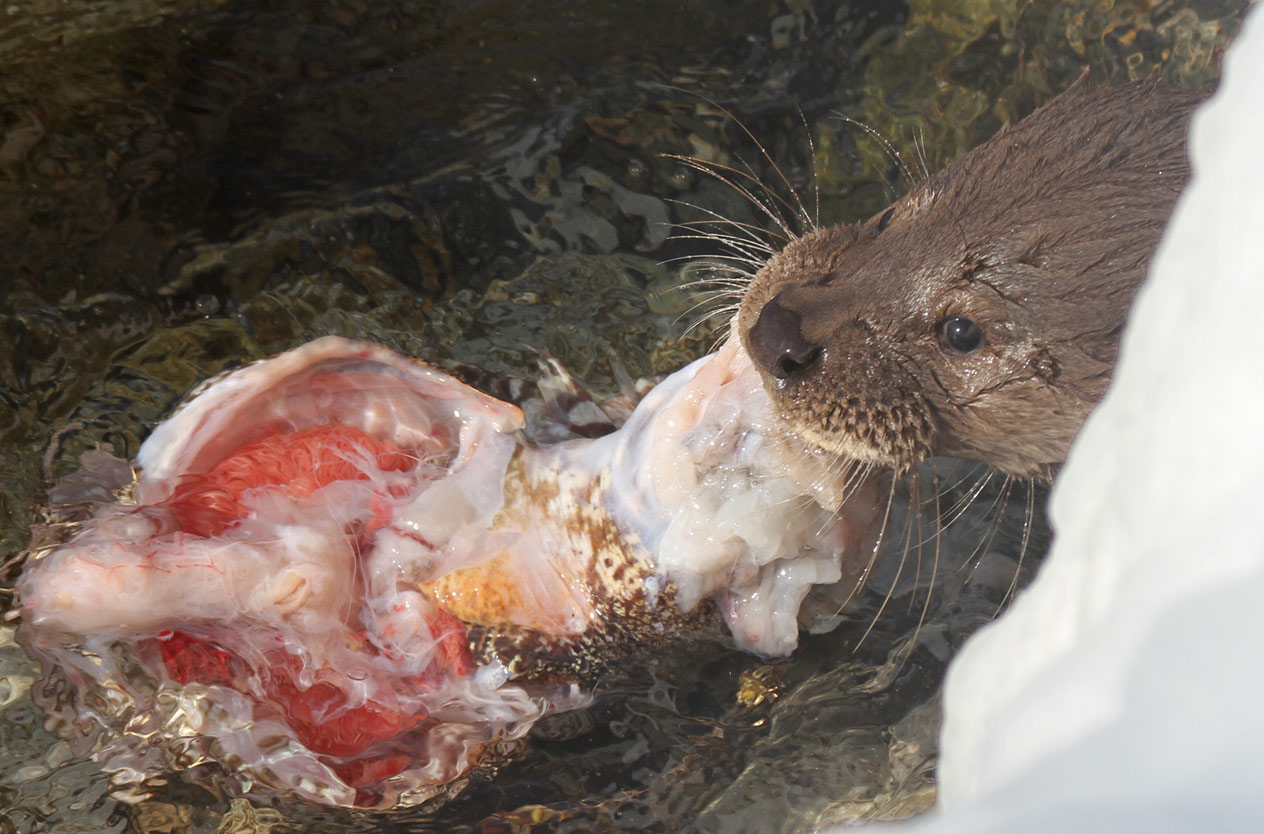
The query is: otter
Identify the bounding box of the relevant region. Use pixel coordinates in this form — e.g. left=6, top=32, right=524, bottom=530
left=738, top=77, right=1202, bottom=479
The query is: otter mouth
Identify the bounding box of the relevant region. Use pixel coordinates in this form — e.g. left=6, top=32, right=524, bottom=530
left=780, top=417, right=909, bottom=469
left=16, top=336, right=883, bottom=809
left=738, top=260, right=937, bottom=474
left=739, top=315, right=936, bottom=473
left=767, top=397, right=935, bottom=474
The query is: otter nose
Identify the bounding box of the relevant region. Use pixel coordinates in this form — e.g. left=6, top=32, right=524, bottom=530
left=746, top=293, right=823, bottom=380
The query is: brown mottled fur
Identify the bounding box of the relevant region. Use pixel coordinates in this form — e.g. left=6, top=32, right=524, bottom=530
left=738, top=77, right=1201, bottom=478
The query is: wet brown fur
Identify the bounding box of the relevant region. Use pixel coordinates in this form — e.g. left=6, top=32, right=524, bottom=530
left=737, top=77, right=1202, bottom=479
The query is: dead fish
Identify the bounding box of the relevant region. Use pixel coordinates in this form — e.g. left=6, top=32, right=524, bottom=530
left=15, top=335, right=879, bottom=809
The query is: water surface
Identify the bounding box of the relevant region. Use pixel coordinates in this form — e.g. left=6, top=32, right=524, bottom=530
left=0, top=1, right=1246, bottom=831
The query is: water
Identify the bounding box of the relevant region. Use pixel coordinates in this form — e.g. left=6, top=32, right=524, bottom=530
left=0, top=1, right=1248, bottom=831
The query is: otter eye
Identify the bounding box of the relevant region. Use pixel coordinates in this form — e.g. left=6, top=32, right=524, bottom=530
left=941, top=316, right=984, bottom=354
left=876, top=207, right=895, bottom=232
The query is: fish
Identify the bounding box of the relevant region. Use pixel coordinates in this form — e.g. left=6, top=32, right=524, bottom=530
left=14, top=335, right=880, bottom=809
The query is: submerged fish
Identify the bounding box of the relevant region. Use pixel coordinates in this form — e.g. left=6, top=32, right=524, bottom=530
left=15, top=335, right=880, bottom=809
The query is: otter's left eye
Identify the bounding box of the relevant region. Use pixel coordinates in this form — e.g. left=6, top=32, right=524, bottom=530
left=941, top=316, right=984, bottom=354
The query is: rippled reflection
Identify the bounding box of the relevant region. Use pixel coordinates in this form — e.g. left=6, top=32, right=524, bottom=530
left=0, top=1, right=1248, bottom=831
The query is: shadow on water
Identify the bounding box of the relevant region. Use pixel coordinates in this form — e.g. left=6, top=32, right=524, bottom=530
left=0, top=1, right=1248, bottom=832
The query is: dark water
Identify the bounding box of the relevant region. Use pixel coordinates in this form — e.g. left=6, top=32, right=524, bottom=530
left=0, top=1, right=1247, bottom=832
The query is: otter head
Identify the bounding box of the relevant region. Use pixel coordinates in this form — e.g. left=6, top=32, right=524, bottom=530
left=736, top=79, right=1198, bottom=480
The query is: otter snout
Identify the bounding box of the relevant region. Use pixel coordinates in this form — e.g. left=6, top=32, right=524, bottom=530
left=746, top=292, right=824, bottom=381
left=739, top=277, right=936, bottom=473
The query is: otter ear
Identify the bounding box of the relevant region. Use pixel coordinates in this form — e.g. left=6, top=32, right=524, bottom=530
left=866, top=206, right=895, bottom=238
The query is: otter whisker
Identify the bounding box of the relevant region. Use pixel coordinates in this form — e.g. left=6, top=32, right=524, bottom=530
left=994, top=478, right=1036, bottom=616
left=663, top=200, right=783, bottom=302
left=674, top=268, right=750, bottom=286
left=908, top=468, right=926, bottom=605
left=668, top=217, right=779, bottom=253
left=679, top=311, right=737, bottom=347
left=680, top=296, right=744, bottom=329
left=660, top=252, right=765, bottom=272
left=673, top=285, right=745, bottom=309
left=681, top=308, right=739, bottom=345
left=664, top=133, right=818, bottom=241
left=839, top=459, right=876, bottom=508
left=688, top=304, right=743, bottom=335
left=961, top=474, right=1015, bottom=590
left=832, top=470, right=898, bottom=624
left=662, top=153, right=802, bottom=240
left=665, top=233, right=772, bottom=265
left=704, top=324, right=736, bottom=355
left=909, top=473, right=953, bottom=550
left=938, top=466, right=994, bottom=531
left=668, top=274, right=754, bottom=310
left=664, top=198, right=787, bottom=248
left=673, top=274, right=748, bottom=298
left=717, top=148, right=812, bottom=237
left=793, top=102, right=822, bottom=234
left=829, top=112, right=920, bottom=193
left=885, top=468, right=942, bottom=674
left=937, top=459, right=990, bottom=499
left=668, top=242, right=769, bottom=269
left=673, top=276, right=750, bottom=294
left=687, top=298, right=743, bottom=331
left=672, top=286, right=742, bottom=316
left=911, top=124, right=931, bottom=183
left=673, top=292, right=741, bottom=320
left=670, top=215, right=779, bottom=243
left=658, top=85, right=818, bottom=237
left=856, top=471, right=916, bottom=649
left=914, top=467, right=942, bottom=630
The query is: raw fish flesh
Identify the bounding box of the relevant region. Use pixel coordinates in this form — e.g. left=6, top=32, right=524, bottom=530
left=15, top=335, right=879, bottom=808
